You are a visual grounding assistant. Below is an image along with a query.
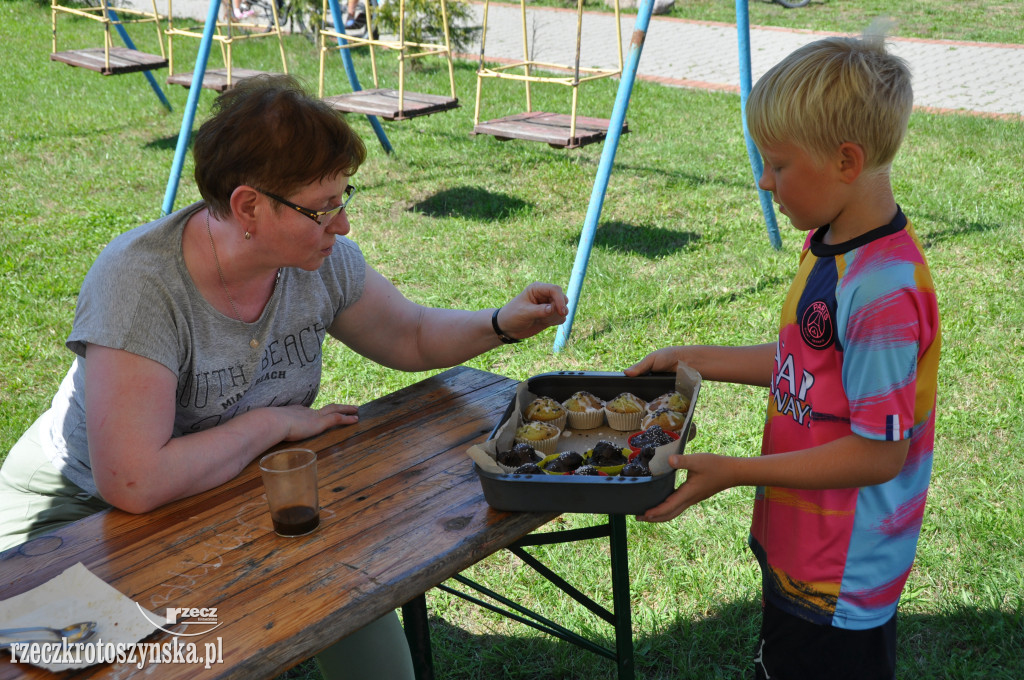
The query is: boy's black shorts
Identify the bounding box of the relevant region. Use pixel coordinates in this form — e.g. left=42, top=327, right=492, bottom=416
left=753, top=599, right=897, bottom=680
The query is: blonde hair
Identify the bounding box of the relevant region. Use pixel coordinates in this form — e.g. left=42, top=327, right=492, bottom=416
left=746, top=26, right=913, bottom=172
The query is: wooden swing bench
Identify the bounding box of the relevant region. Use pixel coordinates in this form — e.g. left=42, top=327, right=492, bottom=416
left=471, top=0, right=627, bottom=149
left=318, top=0, right=459, bottom=121
left=163, top=0, right=289, bottom=91
left=49, top=0, right=168, bottom=75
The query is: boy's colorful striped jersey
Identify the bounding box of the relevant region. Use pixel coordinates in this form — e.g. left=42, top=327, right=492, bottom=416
left=750, top=208, right=941, bottom=630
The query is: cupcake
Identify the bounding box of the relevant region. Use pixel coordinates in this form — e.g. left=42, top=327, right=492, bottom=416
left=620, top=460, right=652, bottom=477
left=604, top=392, right=646, bottom=431
left=496, top=442, right=542, bottom=472
left=572, top=465, right=607, bottom=477
left=647, top=391, right=691, bottom=415
left=514, top=421, right=560, bottom=455
left=587, top=441, right=629, bottom=467
left=524, top=396, right=568, bottom=431
left=512, top=462, right=544, bottom=475
left=541, top=451, right=584, bottom=474
left=627, top=425, right=680, bottom=455
left=561, top=390, right=606, bottom=430
left=641, top=407, right=687, bottom=433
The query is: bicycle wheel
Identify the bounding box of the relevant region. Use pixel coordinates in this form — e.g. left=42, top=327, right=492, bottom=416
left=774, top=0, right=810, bottom=7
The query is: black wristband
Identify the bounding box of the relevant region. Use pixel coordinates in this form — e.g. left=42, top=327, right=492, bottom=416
left=491, top=307, right=521, bottom=344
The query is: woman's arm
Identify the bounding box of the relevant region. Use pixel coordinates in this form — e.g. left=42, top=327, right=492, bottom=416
left=624, top=343, right=777, bottom=387
left=327, top=267, right=568, bottom=372
left=85, top=344, right=358, bottom=513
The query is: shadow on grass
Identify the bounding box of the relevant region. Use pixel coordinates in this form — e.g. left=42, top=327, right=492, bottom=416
left=145, top=133, right=194, bottom=152
left=424, top=598, right=760, bottom=680
left=410, top=186, right=530, bottom=221
left=274, top=599, right=1023, bottom=679
left=917, top=214, right=1003, bottom=248
left=573, top=220, right=701, bottom=258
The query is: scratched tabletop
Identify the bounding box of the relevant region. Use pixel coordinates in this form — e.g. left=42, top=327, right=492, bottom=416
left=0, top=366, right=557, bottom=679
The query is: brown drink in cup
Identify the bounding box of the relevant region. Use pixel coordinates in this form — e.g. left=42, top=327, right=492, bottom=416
left=259, top=448, right=320, bottom=537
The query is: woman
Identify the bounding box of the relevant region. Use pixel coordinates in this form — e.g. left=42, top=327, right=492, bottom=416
left=0, top=75, right=567, bottom=678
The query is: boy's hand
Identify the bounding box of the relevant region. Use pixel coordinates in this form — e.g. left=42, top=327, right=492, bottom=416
left=637, top=452, right=734, bottom=522
left=624, top=346, right=686, bottom=376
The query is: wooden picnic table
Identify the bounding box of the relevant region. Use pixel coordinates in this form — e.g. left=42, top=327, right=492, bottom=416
left=0, top=366, right=561, bottom=679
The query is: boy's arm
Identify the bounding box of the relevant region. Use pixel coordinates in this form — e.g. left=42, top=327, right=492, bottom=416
left=638, top=435, right=910, bottom=523
left=624, top=343, right=776, bottom=387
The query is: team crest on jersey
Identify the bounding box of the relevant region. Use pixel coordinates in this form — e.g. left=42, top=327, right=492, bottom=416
left=800, top=299, right=835, bottom=349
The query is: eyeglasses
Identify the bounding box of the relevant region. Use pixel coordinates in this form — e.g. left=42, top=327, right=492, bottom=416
left=257, top=185, right=356, bottom=225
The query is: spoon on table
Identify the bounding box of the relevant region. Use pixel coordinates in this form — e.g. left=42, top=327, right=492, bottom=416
left=0, top=621, right=97, bottom=648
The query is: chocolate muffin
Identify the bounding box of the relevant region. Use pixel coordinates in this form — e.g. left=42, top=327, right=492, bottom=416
left=589, top=441, right=628, bottom=467
left=620, top=460, right=652, bottom=477
left=543, top=451, right=584, bottom=473
left=497, top=442, right=541, bottom=468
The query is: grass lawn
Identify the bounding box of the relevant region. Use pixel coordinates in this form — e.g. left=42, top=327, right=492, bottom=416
left=1, top=0, right=1022, bottom=677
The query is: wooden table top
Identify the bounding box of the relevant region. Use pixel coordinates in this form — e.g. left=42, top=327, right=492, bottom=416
left=0, top=366, right=558, bottom=679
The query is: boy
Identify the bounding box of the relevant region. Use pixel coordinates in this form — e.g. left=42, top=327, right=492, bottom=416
left=625, top=32, right=941, bottom=679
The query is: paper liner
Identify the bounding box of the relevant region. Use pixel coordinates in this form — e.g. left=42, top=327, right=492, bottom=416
left=604, top=407, right=643, bottom=432
left=564, top=407, right=605, bottom=430
left=515, top=432, right=559, bottom=456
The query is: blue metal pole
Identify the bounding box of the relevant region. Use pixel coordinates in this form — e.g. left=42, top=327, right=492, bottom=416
left=161, top=0, right=220, bottom=215
left=735, top=0, right=781, bottom=249
left=552, top=0, right=653, bottom=353
left=105, top=8, right=173, bottom=112
left=326, top=0, right=393, bottom=154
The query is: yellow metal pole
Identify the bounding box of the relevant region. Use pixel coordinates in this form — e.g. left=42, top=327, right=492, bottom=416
left=519, top=0, right=530, bottom=112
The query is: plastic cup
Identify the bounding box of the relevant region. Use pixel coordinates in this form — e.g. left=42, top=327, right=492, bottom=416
left=258, top=448, right=320, bottom=537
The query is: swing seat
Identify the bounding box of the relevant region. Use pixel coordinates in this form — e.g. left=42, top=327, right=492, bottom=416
left=50, top=46, right=167, bottom=75
left=164, top=0, right=289, bottom=91
left=50, top=0, right=167, bottom=75
left=318, top=0, right=458, bottom=121
left=472, top=111, right=627, bottom=150
left=166, top=67, right=282, bottom=92
left=472, top=0, right=624, bottom=149
left=323, top=88, right=458, bottom=120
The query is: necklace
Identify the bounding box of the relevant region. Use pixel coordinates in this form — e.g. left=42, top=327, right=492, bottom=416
left=206, top=211, right=279, bottom=349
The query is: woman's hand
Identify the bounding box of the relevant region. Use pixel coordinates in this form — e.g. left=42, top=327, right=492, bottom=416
left=278, top=403, right=359, bottom=441
left=495, top=282, right=569, bottom=341
left=637, top=453, right=735, bottom=523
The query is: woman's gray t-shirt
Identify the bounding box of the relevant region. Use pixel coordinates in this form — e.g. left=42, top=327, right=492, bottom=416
left=45, top=202, right=366, bottom=497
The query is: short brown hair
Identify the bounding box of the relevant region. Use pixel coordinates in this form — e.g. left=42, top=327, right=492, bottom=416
left=193, top=74, right=367, bottom=217
left=747, top=31, right=913, bottom=172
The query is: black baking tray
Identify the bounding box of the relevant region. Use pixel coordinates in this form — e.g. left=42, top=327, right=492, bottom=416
left=474, top=370, right=700, bottom=514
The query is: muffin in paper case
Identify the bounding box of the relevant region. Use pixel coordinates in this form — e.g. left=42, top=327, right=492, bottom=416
left=514, top=421, right=560, bottom=455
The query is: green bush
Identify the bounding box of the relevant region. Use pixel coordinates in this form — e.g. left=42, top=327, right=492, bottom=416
left=372, top=0, right=479, bottom=55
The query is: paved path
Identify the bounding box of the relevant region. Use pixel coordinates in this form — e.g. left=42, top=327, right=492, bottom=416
left=462, top=3, right=1024, bottom=119
left=167, top=0, right=1024, bottom=118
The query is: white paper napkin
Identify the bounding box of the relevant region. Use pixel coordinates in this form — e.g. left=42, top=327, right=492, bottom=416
left=0, top=562, right=159, bottom=671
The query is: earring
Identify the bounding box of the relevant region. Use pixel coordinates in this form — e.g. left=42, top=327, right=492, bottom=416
left=244, top=231, right=251, bottom=240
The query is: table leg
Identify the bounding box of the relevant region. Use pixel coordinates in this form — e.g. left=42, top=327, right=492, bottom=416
left=609, top=514, right=635, bottom=680
left=402, top=594, right=435, bottom=680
